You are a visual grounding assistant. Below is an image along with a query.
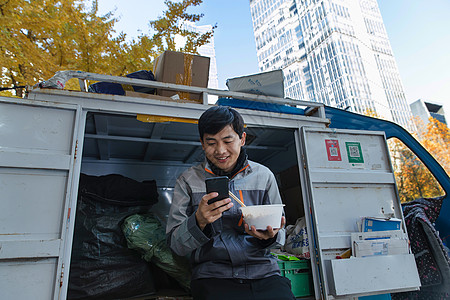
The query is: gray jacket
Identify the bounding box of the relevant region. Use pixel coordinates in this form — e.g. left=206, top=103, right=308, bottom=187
left=166, top=159, right=285, bottom=280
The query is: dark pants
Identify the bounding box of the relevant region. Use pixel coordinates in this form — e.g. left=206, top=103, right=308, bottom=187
left=190, top=275, right=296, bottom=300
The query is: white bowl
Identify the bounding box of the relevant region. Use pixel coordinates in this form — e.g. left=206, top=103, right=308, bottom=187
left=239, top=204, right=285, bottom=230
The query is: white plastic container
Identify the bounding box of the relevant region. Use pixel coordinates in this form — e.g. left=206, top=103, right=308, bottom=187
left=239, top=204, right=285, bottom=230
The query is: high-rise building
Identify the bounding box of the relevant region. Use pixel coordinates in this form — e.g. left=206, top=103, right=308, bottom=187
left=410, top=99, right=447, bottom=125
left=250, top=0, right=413, bottom=130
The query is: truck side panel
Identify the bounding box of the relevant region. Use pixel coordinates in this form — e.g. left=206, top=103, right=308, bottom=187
left=326, top=106, right=450, bottom=246
left=0, top=98, right=80, bottom=300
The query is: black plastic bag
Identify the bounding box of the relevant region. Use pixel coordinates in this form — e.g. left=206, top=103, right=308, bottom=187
left=68, top=174, right=159, bottom=300
left=88, top=70, right=156, bottom=95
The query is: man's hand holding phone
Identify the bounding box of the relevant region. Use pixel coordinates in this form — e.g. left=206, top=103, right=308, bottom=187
left=195, top=177, right=233, bottom=230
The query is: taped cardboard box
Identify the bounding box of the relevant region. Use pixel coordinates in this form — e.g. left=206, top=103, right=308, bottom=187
left=226, top=69, right=285, bottom=98
left=153, top=51, right=210, bottom=103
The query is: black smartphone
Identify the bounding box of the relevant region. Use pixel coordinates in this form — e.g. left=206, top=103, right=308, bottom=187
left=205, top=176, right=229, bottom=205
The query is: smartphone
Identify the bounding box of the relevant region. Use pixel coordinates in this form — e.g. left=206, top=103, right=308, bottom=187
left=205, top=176, right=229, bottom=205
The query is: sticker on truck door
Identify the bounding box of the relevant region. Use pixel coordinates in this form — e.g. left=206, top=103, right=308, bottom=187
left=345, top=141, right=364, bottom=167
left=325, top=139, right=342, bottom=161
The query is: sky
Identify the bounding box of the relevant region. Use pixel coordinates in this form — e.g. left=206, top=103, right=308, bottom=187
left=97, top=0, right=450, bottom=121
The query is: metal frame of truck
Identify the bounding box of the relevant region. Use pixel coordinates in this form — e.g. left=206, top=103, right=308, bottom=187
left=1, top=71, right=447, bottom=299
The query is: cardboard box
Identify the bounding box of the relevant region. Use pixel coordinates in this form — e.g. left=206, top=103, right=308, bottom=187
left=226, top=69, right=285, bottom=98
left=153, top=51, right=210, bottom=102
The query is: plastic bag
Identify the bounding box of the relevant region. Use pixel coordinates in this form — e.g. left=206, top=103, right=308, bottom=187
left=88, top=70, right=156, bottom=95
left=38, top=70, right=72, bottom=89
left=68, top=174, right=159, bottom=300
left=282, top=217, right=310, bottom=259
left=122, top=213, right=191, bottom=291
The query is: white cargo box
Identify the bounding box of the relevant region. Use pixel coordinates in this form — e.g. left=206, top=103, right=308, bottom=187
left=226, top=69, right=284, bottom=98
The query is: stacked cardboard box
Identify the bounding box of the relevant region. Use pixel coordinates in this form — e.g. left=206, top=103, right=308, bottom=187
left=153, top=51, right=210, bottom=103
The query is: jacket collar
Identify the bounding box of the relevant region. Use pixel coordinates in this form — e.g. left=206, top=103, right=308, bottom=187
left=204, top=158, right=250, bottom=179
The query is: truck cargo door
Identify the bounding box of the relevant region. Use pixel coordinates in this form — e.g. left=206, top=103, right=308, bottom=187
left=297, top=127, right=421, bottom=299
left=0, top=97, right=82, bottom=300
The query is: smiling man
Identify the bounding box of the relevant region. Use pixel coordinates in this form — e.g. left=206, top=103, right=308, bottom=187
left=166, top=106, right=295, bottom=300
left=203, top=124, right=244, bottom=173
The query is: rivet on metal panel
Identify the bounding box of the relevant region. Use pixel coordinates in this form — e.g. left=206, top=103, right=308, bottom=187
left=60, top=263, right=65, bottom=287
left=74, top=140, right=78, bottom=160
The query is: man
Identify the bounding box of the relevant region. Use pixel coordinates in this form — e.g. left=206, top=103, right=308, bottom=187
left=166, top=106, right=295, bottom=300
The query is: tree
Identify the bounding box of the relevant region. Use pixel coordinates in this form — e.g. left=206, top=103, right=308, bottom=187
left=150, top=0, right=214, bottom=54
left=390, top=138, right=444, bottom=203
left=361, top=109, right=448, bottom=202
left=0, top=0, right=123, bottom=95
left=0, top=0, right=213, bottom=95
left=418, top=117, right=450, bottom=174
left=112, top=0, right=215, bottom=75
left=389, top=117, right=448, bottom=203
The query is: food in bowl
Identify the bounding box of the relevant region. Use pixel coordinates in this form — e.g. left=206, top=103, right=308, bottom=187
left=239, top=204, right=285, bottom=230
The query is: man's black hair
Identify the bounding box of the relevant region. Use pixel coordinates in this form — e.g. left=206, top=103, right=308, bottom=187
left=198, top=106, right=244, bottom=140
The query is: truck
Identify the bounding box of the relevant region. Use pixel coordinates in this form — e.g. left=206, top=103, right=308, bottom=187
left=0, top=70, right=449, bottom=299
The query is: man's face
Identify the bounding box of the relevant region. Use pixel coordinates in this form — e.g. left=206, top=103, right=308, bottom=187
left=201, top=125, right=246, bottom=173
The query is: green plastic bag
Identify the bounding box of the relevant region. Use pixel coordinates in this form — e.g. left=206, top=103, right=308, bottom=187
left=122, top=213, right=191, bottom=291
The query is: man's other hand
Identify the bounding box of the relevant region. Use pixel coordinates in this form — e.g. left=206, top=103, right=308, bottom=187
left=244, top=216, right=286, bottom=240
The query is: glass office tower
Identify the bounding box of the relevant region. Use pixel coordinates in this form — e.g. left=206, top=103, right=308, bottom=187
left=250, top=0, right=413, bottom=129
